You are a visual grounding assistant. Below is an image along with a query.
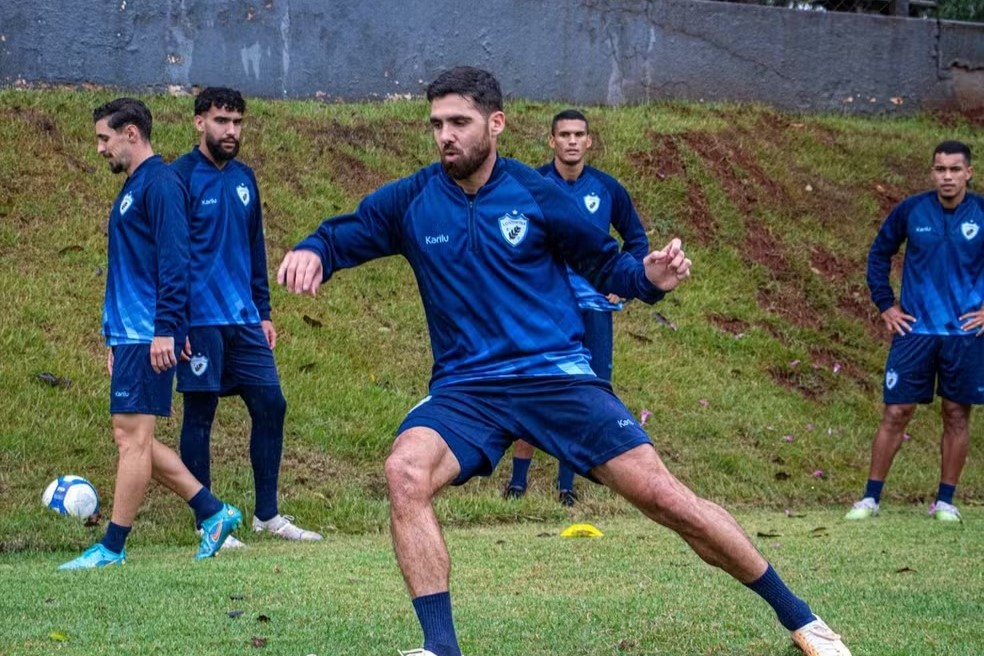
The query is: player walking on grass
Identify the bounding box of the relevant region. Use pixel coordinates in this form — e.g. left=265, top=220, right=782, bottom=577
left=503, top=108, right=649, bottom=507
left=60, top=98, right=241, bottom=570
left=846, top=141, right=983, bottom=523
left=172, top=87, right=321, bottom=545
left=278, top=67, right=850, bottom=656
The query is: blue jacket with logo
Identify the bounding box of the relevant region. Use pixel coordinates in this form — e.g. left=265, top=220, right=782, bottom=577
left=103, top=155, right=189, bottom=346
left=295, top=156, right=665, bottom=390
left=867, top=191, right=984, bottom=336
left=539, top=162, right=649, bottom=312
left=171, top=147, right=271, bottom=327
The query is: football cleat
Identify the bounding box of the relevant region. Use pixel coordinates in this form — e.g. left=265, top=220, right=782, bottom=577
left=397, top=650, right=438, bottom=656
left=58, top=543, right=126, bottom=570
left=843, top=497, right=878, bottom=520
left=252, top=514, right=322, bottom=541
left=196, top=528, right=247, bottom=549
left=791, top=616, right=852, bottom=656
left=558, top=489, right=578, bottom=507
left=931, top=501, right=961, bottom=523
left=196, top=503, right=242, bottom=560
left=502, top=484, right=526, bottom=500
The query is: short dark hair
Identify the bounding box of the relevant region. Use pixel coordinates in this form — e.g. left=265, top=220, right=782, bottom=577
left=92, top=97, right=152, bottom=140
left=426, top=66, right=502, bottom=116
left=194, top=87, right=246, bottom=116
left=551, top=109, right=589, bottom=135
left=933, top=140, right=972, bottom=165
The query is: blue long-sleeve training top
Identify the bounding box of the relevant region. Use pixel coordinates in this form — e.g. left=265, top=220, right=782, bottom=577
left=103, top=155, right=189, bottom=346
left=171, top=146, right=271, bottom=327
left=295, top=156, right=666, bottom=390
left=539, top=162, right=650, bottom=312
left=867, top=191, right=984, bottom=336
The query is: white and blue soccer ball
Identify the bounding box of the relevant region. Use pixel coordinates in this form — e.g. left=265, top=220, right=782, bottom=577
left=42, top=476, right=100, bottom=518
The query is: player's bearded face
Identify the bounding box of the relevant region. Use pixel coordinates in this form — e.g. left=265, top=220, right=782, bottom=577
left=198, top=107, right=243, bottom=163
left=205, top=131, right=240, bottom=162
left=441, top=127, right=492, bottom=181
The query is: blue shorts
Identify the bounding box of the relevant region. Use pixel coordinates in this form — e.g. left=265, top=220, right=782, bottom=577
left=884, top=333, right=984, bottom=405
left=177, top=324, right=280, bottom=395
left=110, top=344, right=176, bottom=417
left=398, top=376, right=652, bottom=485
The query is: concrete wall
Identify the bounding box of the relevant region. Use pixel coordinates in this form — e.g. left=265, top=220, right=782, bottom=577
left=0, top=0, right=980, bottom=112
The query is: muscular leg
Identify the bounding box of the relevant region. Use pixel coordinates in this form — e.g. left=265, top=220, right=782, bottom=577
left=593, top=444, right=816, bottom=631
left=108, top=413, right=157, bottom=527
left=867, top=403, right=917, bottom=482
left=385, top=427, right=463, bottom=656
left=939, top=400, right=971, bottom=487
left=593, top=444, right=765, bottom=581
left=152, top=437, right=207, bottom=501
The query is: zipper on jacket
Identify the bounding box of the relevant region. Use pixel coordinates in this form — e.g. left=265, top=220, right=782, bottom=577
left=468, top=197, right=477, bottom=252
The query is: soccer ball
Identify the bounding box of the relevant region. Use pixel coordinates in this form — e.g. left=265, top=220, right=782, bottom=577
left=42, top=476, right=100, bottom=518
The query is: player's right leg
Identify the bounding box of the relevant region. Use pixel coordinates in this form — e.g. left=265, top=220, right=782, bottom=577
left=503, top=439, right=535, bottom=499
left=390, top=385, right=514, bottom=656
left=848, top=333, right=936, bottom=520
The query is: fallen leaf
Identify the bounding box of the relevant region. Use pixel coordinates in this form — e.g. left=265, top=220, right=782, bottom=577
left=228, top=610, right=244, bottom=619
left=299, top=362, right=316, bottom=372
left=757, top=531, right=782, bottom=538
left=789, top=360, right=800, bottom=367
left=251, top=636, right=267, bottom=648
left=774, top=471, right=790, bottom=481
left=257, top=615, right=271, bottom=623
left=895, top=566, right=916, bottom=574
left=627, top=331, right=653, bottom=343
left=783, top=435, right=794, bottom=443
left=536, top=532, right=553, bottom=538
left=698, top=399, right=709, bottom=408
left=639, top=409, right=652, bottom=426
left=617, top=638, right=638, bottom=650
left=813, top=469, right=825, bottom=478
left=832, top=362, right=842, bottom=374
left=36, top=372, right=72, bottom=388
left=811, top=526, right=828, bottom=533
left=58, top=245, right=83, bottom=255
left=230, top=594, right=245, bottom=601
left=652, top=311, right=677, bottom=330
left=302, top=315, right=323, bottom=328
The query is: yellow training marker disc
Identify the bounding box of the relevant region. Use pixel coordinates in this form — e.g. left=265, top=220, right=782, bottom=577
left=560, top=523, right=604, bottom=538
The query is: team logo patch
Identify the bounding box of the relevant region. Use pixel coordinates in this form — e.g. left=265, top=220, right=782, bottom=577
left=119, top=192, right=133, bottom=215
left=498, top=211, right=529, bottom=247
left=885, top=369, right=898, bottom=390
left=190, top=354, right=209, bottom=377
left=961, top=222, right=979, bottom=240
left=583, top=193, right=600, bottom=214
left=236, top=184, right=250, bottom=206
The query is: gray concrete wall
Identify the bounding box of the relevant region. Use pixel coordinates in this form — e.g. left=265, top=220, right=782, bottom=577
left=0, top=0, right=981, bottom=112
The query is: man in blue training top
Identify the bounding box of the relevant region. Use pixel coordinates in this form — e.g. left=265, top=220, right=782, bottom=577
left=172, top=87, right=321, bottom=545
left=278, top=67, right=850, bottom=656
left=60, top=98, right=241, bottom=570
left=846, top=141, right=983, bottom=523
left=503, top=108, right=649, bottom=507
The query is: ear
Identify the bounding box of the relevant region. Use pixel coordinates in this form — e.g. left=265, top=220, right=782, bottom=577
left=488, top=110, right=505, bottom=138
left=194, top=114, right=205, bottom=134
left=125, top=123, right=140, bottom=143
left=548, top=133, right=557, bottom=149
left=585, top=134, right=593, bottom=150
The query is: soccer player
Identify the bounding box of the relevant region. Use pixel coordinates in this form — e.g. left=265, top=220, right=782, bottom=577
left=846, top=141, right=983, bottom=523
left=278, top=67, right=850, bottom=656
left=172, top=87, right=321, bottom=544
left=503, top=109, right=649, bottom=506
left=60, top=98, right=241, bottom=570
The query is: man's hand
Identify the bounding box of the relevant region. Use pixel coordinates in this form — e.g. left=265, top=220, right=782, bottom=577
left=960, top=307, right=984, bottom=336
left=261, top=319, right=278, bottom=349
left=605, top=293, right=624, bottom=305
left=277, top=250, right=324, bottom=296
left=881, top=306, right=916, bottom=336
left=149, top=335, right=177, bottom=373
left=644, top=238, right=692, bottom=292
left=180, top=336, right=192, bottom=362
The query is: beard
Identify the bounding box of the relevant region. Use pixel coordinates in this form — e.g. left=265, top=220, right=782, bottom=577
left=441, top=133, right=491, bottom=181
left=205, top=134, right=240, bottom=162
left=108, top=159, right=126, bottom=174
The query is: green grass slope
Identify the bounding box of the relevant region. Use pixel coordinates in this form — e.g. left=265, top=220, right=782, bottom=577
left=0, top=90, right=980, bottom=552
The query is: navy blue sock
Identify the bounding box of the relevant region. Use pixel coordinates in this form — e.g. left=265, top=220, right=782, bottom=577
left=936, top=483, right=956, bottom=505
left=745, top=564, right=815, bottom=631
left=411, top=592, right=462, bottom=656
left=509, top=457, right=531, bottom=489
left=100, top=521, right=131, bottom=554
left=188, top=487, right=224, bottom=527
left=557, top=463, right=575, bottom=491
left=180, top=392, right=220, bottom=494
left=241, top=385, right=286, bottom=522
left=863, top=479, right=885, bottom=504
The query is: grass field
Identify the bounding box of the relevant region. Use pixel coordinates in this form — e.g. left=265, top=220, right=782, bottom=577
left=0, top=89, right=982, bottom=653
left=3, top=510, right=981, bottom=655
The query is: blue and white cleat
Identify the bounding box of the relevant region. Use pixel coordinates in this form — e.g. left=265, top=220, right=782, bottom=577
left=58, top=543, right=126, bottom=570
left=398, top=650, right=438, bottom=656
left=196, top=503, right=242, bottom=560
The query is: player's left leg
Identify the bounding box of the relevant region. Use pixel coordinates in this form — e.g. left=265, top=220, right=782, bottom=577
left=503, top=439, right=535, bottom=498
left=935, top=400, right=971, bottom=521
left=594, top=445, right=850, bottom=654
